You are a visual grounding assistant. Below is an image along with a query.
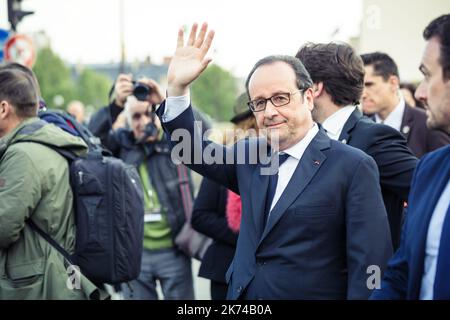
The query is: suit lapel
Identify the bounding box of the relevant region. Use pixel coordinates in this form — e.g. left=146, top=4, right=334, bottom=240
left=400, top=104, right=414, bottom=140
left=338, top=109, right=363, bottom=144
left=257, top=130, right=330, bottom=247
left=250, top=162, right=270, bottom=238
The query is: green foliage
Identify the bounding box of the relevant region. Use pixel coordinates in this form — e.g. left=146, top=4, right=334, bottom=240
left=33, top=46, right=111, bottom=111
left=33, top=46, right=76, bottom=109
left=191, top=64, right=238, bottom=122
left=76, top=68, right=111, bottom=109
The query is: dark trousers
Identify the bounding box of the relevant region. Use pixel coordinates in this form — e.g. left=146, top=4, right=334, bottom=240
left=210, top=280, right=228, bottom=300
left=122, top=248, right=194, bottom=300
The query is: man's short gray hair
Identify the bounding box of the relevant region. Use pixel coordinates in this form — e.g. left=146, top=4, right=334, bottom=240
left=123, top=95, right=139, bottom=126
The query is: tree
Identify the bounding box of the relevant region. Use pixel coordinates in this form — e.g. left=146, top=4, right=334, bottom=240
left=33, top=46, right=76, bottom=109
left=33, top=46, right=112, bottom=111
left=191, top=64, right=238, bottom=122
left=76, top=68, right=111, bottom=109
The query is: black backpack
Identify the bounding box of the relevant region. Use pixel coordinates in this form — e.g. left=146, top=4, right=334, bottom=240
left=20, top=111, right=145, bottom=285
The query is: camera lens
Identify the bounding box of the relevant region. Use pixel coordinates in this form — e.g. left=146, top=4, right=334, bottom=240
left=133, top=82, right=151, bottom=101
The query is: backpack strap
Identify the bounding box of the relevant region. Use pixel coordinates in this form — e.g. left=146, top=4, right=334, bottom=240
left=11, top=141, right=75, bottom=263
left=15, top=139, right=78, bottom=162
left=39, top=110, right=104, bottom=153
left=14, top=120, right=78, bottom=161
left=27, top=219, right=74, bottom=265
left=176, top=165, right=193, bottom=220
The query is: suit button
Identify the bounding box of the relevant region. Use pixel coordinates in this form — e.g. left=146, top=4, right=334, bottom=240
left=237, top=286, right=242, bottom=293
left=257, top=259, right=266, bottom=266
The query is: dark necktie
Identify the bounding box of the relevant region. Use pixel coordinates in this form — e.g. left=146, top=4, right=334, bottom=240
left=263, top=153, right=290, bottom=228
left=433, top=205, right=450, bottom=299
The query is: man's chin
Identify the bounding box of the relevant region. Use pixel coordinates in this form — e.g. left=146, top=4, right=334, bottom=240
left=426, top=117, right=437, bottom=130
left=362, top=104, right=376, bottom=114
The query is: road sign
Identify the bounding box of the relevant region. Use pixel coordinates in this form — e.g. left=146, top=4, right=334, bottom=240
left=4, top=33, right=36, bottom=67
left=0, top=29, right=10, bottom=62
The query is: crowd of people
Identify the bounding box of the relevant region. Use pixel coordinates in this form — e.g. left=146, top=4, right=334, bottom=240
left=0, top=14, right=449, bottom=300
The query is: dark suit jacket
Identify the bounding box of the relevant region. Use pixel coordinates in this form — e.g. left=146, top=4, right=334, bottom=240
left=400, top=104, right=450, bottom=158
left=157, top=103, right=393, bottom=300
left=371, top=145, right=450, bottom=299
left=339, top=109, right=418, bottom=250
left=191, top=178, right=238, bottom=284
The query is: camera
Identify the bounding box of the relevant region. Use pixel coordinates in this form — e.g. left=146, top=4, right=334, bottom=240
left=142, top=121, right=159, bottom=139
left=136, top=105, right=159, bottom=144
left=132, top=81, right=152, bottom=101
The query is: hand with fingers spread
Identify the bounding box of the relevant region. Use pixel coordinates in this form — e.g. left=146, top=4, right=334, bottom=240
left=167, top=22, right=215, bottom=97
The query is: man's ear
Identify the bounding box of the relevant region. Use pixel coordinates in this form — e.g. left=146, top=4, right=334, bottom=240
left=312, top=82, right=325, bottom=98
left=0, top=100, right=12, bottom=120
left=303, top=88, right=315, bottom=111
left=388, top=75, right=400, bottom=93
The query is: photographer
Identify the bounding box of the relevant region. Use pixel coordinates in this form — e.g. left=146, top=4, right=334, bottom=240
left=89, top=74, right=202, bottom=300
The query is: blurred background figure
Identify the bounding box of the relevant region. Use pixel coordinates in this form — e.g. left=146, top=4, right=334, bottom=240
left=191, top=93, right=258, bottom=300
left=361, top=52, right=450, bottom=157
left=400, top=82, right=424, bottom=109
left=66, top=100, right=86, bottom=124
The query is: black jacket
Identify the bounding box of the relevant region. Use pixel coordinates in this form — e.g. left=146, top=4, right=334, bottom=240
left=339, top=109, right=418, bottom=249
left=191, top=178, right=238, bottom=283
left=400, top=104, right=450, bottom=158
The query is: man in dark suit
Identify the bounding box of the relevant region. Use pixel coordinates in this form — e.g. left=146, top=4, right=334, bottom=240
left=296, top=43, right=418, bottom=250
left=371, top=14, right=450, bottom=300
left=360, top=52, right=450, bottom=158
left=156, top=23, right=392, bottom=299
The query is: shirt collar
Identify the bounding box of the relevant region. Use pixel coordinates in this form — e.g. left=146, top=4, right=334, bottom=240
left=321, top=105, right=357, bottom=138
left=375, top=98, right=405, bottom=131
left=281, top=123, right=319, bottom=160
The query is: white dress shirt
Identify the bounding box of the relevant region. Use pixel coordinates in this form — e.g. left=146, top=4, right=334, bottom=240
left=163, top=93, right=319, bottom=214
left=321, top=105, right=356, bottom=141
left=375, top=98, right=405, bottom=131
left=268, top=124, right=319, bottom=213
left=161, top=94, right=191, bottom=123
left=420, top=180, right=450, bottom=300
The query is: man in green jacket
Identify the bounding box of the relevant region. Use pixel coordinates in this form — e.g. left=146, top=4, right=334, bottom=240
left=0, top=66, right=101, bottom=299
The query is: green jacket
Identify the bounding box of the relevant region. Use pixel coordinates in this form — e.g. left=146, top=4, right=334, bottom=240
left=0, top=118, right=104, bottom=300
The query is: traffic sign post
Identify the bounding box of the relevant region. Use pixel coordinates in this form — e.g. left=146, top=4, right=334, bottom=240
left=4, top=33, right=36, bottom=68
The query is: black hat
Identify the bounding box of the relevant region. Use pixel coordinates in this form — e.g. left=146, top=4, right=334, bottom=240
left=230, top=92, right=253, bottom=124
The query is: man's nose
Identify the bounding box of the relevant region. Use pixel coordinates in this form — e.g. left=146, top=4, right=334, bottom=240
left=414, top=80, right=427, bottom=106
left=263, top=100, right=278, bottom=118
left=362, top=87, right=368, bottom=100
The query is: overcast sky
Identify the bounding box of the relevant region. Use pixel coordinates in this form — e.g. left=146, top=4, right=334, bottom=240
left=0, top=0, right=363, bottom=77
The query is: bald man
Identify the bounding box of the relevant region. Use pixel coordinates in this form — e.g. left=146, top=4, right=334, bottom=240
left=67, top=100, right=86, bottom=124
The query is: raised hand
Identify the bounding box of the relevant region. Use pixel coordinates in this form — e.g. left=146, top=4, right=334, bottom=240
left=167, top=22, right=215, bottom=97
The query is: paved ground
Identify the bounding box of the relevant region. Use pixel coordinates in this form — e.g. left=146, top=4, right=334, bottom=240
left=192, top=259, right=211, bottom=300
left=152, top=259, right=211, bottom=300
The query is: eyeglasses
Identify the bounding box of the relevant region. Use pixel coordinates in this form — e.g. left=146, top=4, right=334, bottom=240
left=247, top=90, right=305, bottom=112
left=131, top=109, right=152, bottom=121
